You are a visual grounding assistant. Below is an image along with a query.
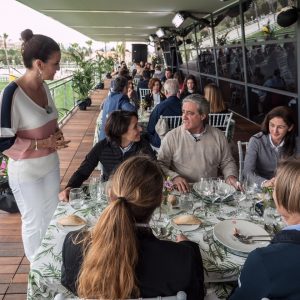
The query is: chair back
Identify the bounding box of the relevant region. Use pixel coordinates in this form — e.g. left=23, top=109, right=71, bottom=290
left=208, top=112, right=233, bottom=138
left=54, top=291, right=187, bottom=300
left=237, top=141, right=249, bottom=182
left=160, top=115, right=182, bottom=130
left=140, top=88, right=151, bottom=100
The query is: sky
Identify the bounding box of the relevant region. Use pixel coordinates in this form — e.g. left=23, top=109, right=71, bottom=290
left=1, top=0, right=107, bottom=49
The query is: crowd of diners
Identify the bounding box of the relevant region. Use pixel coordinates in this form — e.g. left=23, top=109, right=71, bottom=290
left=1, top=30, right=300, bottom=300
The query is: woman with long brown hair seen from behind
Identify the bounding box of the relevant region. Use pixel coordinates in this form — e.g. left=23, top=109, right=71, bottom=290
left=61, top=156, right=204, bottom=300
left=204, top=83, right=227, bottom=113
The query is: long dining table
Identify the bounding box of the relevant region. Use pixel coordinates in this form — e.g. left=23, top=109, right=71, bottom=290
left=27, top=184, right=278, bottom=300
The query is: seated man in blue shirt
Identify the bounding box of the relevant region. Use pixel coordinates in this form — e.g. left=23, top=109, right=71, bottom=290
left=147, top=79, right=181, bottom=148
left=99, top=76, right=136, bottom=140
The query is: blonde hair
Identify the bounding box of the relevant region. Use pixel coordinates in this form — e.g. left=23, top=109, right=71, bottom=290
left=275, top=159, right=300, bottom=213
left=77, top=155, right=164, bottom=299
left=204, top=83, right=226, bottom=113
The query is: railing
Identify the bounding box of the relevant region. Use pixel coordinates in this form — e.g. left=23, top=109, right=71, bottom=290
left=48, top=75, right=78, bottom=126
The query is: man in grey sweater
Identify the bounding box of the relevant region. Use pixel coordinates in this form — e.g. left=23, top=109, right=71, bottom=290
left=158, top=94, right=239, bottom=193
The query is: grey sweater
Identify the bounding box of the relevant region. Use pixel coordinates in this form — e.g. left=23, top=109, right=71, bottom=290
left=158, top=125, right=238, bottom=182
left=243, top=132, right=300, bottom=186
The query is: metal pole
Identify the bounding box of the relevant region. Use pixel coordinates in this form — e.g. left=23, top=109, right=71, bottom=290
left=239, top=0, right=250, bottom=118
left=211, top=13, right=219, bottom=86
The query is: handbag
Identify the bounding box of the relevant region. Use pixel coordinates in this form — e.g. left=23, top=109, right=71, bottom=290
left=0, top=179, right=19, bottom=213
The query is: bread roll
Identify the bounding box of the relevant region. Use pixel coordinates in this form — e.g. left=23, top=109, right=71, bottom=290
left=57, top=215, right=86, bottom=226
left=173, top=214, right=201, bottom=225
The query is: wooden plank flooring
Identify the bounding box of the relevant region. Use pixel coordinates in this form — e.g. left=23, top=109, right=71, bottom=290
left=0, top=92, right=260, bottom=299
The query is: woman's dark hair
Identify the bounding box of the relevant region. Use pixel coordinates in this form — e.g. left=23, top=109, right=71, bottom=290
left=113, top=76, right=128, bottom=93
left=20, top=29, right=60, bottom=69
left=261, top=106, right=296, bottom=157
left=182, top=74, right=198, bottom=92
left=105, top=110, right=138, bottom=145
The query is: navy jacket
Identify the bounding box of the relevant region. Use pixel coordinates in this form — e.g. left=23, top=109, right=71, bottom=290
left=229, top=229, right=300, bottom=300
left=147, top=96, right=182, bottom=148
left=66, top=136, right=155, bottom=185
left=98, top=92, right=136, bottom=140
left=62, top=228, right=204, bottom=300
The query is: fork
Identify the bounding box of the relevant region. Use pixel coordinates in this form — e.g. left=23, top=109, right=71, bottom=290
left=235, top=234, right=271, bottom=240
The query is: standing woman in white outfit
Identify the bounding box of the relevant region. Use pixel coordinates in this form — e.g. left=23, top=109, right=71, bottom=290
left=0, top=29, right=70, bottom=261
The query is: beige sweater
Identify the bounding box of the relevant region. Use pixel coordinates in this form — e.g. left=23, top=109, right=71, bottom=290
left=158, top=125, right=238, bottom=182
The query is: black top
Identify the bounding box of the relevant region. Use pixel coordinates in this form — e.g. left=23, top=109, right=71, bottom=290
left=61, top=228, right=205, bottom=300
left=66, top=136, right=156, bottom=186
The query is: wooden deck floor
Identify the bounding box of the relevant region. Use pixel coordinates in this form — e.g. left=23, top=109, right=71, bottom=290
left=0, top=91, right=259, bottom=299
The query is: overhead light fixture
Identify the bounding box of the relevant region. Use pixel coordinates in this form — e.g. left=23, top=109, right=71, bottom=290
left=156, top=28, right=165, bottom=38
left=172, top=12, right=186, bottom=28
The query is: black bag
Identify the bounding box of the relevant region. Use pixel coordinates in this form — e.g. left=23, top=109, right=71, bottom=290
left=0, top=179, right=19, bottom=213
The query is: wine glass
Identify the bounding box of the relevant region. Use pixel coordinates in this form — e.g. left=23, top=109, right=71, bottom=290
left=69, top=188, right=84, bottom=209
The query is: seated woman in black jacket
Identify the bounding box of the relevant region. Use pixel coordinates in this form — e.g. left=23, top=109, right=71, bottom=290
left=59, top=110, right=155, bottom=201
left=61, top=155, right=205, bottom=300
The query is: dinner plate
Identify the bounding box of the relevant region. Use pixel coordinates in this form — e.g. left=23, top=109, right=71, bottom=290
left=213, top=219, right=270, bottom=256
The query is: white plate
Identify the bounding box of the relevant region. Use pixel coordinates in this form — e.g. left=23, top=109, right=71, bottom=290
left=213, top=219, right=270, bottom=255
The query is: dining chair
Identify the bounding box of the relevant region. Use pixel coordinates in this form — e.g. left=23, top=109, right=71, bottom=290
left=237, top=141, right=249, bottom=182
left=139, top=88, right=151, bottom=100
left=208, top=112, right=233, bottom=138
left=159, top=115, right=182, bottom=130
left=54, top=291, right=187, bottom=300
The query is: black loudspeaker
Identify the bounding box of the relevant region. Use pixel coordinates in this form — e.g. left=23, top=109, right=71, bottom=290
left=132, top=44, right=148, bottom=63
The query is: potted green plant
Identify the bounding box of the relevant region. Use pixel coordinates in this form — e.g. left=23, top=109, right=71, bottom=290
left=68, top=43, right=95, bottom=110
left=94, top=54, right=114, bottom=89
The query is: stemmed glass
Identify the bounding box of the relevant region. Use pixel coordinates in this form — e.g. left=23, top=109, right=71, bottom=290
left=89, top=177, right=100, bottom=201
left=69, top=188, right=84, bottom=210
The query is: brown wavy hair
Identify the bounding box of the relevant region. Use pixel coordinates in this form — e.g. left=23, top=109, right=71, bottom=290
left=261, top=106, right=296, bottom=157
left=77, top=155, right=164, bottom=299
left=204, top=83, right=226, bottom=113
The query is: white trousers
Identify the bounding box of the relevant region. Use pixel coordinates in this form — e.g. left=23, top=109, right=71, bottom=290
left=9, top=166, right=60, bottom=262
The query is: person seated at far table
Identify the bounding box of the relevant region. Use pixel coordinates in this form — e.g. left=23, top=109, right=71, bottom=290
left=158, top=94, right=239, bottom=193
left=204, top=83, right=228, bottom=113
left=147, top=79, right=182, bottom=148
left=144, top=78, right=166, bottom=110
left=61, top=155, right=205, bottom=300
left=180, top=74, right=200, bottom=101
left=229, top=159, right=300, bottom=300
left=99, top=76, right=136, bottom=141
left=59, top=111, right=155, bottom=201
left=243, top=106, right=300, bottom=189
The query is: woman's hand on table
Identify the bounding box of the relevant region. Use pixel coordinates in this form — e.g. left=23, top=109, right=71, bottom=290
left=176, top=233, right=189, bottom=242
left=172, top=176, right=190, bottom=193
left=59, top=187, right=71, bottom=202
left=262, top=177, right=275, bottom=188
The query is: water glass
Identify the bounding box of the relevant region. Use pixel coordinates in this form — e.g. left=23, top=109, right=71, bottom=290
left=263, top=206, right=277, bottom=225
left=69, top=188, right=84, bottom=209
left=89, top=177, right=100, bottom=200
left=178, top=193, right=194, bottom=212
